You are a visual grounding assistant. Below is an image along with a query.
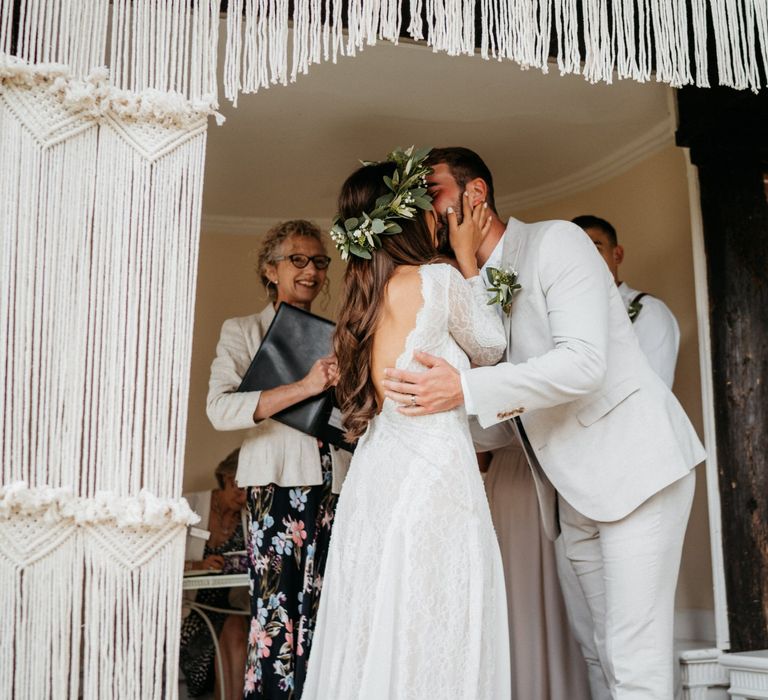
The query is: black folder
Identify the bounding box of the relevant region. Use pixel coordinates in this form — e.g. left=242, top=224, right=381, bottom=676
left=237, top=303, right=353, bottom=452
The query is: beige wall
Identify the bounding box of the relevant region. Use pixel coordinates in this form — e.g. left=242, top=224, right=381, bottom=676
left=184, top=143, right=714, bottom=612
left=517, top=145, right=713, bottom=612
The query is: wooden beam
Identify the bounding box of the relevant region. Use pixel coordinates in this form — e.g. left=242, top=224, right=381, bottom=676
left=677, top=87, right=768, bottom=653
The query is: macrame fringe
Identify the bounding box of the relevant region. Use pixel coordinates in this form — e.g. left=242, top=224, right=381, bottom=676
left=82, top=526, right=187, bottom=699
left=0, top=0, right=220, bottom=105
left=0, top=517, right=82, bottom=700
left=0, top=65, right=205, bottom=696
left=0, top=64, right=209, bottom=500
left=220, top=0, right=768, bottom=99
left=2, top=0, right=765, bottom=100
left=0, top=484, right=194, bottom=699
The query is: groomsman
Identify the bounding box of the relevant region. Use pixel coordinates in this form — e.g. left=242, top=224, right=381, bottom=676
left=573, top=214, right=680, bottom=388
left=382, top=147, right=705, bottom=700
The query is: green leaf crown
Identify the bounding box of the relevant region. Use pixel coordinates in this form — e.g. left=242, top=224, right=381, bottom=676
left=330, top=146, right=434, bottom=261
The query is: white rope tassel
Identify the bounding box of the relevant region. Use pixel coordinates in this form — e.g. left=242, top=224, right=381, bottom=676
left=291, top=0, right=310, bottom=81
left=649, top=0, right=692, bottom=87
left=346, top=0, right=363, bottom=54
left=0, top=0, right=110, bottom=77
left=82, top=524, right=187, bottom=700
left=0, top=81, right=98, bottom=490
left=689, top=0, right=711, bottom=86
left=582, top=0, right=611, bottom=83
left=86, top=123, right=206, bottom=497
left=225, top=0, right=244, bottom=107
left=753, top=0, right=768, bottom=90
left=105, top=0, right=219, bottom=106
left=741, top=0, right=764, bottom=91
left=553, top=0, right=580, bottom=75
left=0, top=517, right=83, bottom=699
left=409, top=0, right=425, bottom=41
left=0, top=484, right=199, bottom=700
left=536, top=0, right=552, bottom=72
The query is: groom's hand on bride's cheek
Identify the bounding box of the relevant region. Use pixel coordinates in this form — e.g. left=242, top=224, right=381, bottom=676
left=381, top=351, right=464, bottom=416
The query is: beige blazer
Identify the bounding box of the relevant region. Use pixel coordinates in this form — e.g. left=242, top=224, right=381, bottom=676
left=467, top=219, right=705, bottom=532
left=206, top=305, right=351, bottom=493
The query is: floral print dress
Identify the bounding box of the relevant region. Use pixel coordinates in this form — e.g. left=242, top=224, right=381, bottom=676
left=243, top=441, right=337, bottom=699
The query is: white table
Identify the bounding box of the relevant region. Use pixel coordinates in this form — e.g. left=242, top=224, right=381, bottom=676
left=182, top=572, right=249, bottom=591
left=182, top=573, right=250, bottom=698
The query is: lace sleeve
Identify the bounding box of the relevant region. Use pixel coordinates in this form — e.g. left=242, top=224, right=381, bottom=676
left=441, top=264, right=507, bottom=366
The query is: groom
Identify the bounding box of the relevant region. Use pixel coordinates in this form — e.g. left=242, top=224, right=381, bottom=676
left=382, top=147, right=706, bottom=699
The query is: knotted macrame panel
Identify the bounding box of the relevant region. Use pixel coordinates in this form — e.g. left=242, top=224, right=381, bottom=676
left=0, top=485, right=197, bottom=700
left=0, top=2, right=215, bottom=692
left=0, top=67, right=207, bottom=499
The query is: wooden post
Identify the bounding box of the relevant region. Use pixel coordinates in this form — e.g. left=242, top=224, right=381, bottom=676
left=677, top=87, right=768, bottom=653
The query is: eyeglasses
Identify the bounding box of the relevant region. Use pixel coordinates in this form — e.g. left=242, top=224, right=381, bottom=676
left=274, top=254, right=331, bottom=270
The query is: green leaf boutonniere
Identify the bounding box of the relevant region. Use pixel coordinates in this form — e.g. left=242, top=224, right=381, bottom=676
left=486, top=266, right=522, bottom=315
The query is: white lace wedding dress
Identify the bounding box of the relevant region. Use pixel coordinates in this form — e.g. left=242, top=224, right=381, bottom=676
left=302, top=263, right=511, bottom=700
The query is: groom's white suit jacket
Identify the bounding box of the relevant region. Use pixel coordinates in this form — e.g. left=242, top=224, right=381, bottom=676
left=466, top=218, right=705, bottom=533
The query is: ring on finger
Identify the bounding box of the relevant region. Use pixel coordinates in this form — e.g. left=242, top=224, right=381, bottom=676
left=410, top=394, right=417, bottom=406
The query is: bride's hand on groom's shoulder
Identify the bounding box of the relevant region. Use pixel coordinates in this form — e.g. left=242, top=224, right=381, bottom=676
left=448, top=192, right=491, bottom=278
left=381, top=351, right=463, bottom=416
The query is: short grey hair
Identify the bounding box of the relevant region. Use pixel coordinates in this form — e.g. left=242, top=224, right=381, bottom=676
left=256, top=220, right=326, bottom=300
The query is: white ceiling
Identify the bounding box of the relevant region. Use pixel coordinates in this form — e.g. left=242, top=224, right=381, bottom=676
left=202, top=38, right=673, bottom=224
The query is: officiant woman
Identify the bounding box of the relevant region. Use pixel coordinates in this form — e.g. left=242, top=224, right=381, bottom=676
left=206, top=220, right=352, bottom=699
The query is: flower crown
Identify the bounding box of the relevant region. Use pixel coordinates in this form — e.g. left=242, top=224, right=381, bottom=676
left=330, top=146, right=434, bottom=261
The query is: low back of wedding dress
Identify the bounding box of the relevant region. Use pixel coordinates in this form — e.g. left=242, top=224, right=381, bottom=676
left=302, top=263, right=511, bottom=700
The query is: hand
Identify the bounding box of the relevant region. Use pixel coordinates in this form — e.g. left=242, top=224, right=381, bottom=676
left=381, top=351, right=464, bottom=415
left=199, top=554, right=225, bottom=571
left=448, top=192, right=492, bottom=276
left=301, top=355, right=338, bottom=396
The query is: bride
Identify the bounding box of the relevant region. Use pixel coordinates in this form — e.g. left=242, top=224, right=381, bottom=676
left=302, top=147, right=511, bottom=699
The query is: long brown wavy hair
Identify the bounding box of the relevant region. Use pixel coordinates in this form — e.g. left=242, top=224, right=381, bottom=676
left=333, top=162, right=439, bottom=443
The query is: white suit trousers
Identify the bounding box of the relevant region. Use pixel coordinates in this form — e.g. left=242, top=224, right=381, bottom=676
left=557, top=471, right=695, bottom=699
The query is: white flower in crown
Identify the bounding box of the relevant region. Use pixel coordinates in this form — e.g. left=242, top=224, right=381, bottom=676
left=330, top=146, right=434, bottom=261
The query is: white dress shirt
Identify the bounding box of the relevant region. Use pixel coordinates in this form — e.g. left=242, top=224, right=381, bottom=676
left=618, top=282, right=680, bottom=388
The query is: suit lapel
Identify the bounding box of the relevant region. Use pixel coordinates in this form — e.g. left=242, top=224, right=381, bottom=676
left=499, top=218, right=525, bottom=349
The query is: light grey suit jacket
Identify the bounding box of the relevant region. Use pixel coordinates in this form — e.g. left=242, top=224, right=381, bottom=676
left=467, top=218, right=705, bottom=534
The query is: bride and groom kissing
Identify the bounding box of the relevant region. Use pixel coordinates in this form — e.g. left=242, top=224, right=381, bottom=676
left=302, top=146, right=705, bottom=699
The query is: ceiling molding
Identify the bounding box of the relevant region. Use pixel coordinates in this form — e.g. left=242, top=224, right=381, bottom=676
left=201, top=119, right=675, bottom=235
left=496, top=119, right=675, bottom=214
left=200, top=215, right=329, bottom=236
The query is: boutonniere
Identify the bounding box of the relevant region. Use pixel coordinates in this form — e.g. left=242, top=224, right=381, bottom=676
left=485, top=266, right=522, bottom=315
left=627, top=297, right=643, bottom=323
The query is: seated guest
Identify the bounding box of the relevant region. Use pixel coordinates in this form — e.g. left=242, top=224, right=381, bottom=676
left=181, top=448, right=248, bottom=700
left=206, top=220, right=352, bottom=699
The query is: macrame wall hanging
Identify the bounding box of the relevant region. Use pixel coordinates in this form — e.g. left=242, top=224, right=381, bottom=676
left=0, top=2, right=220, bottom=698
left=0, top=0, right=765, bottom=698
